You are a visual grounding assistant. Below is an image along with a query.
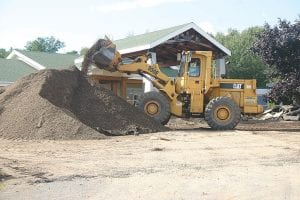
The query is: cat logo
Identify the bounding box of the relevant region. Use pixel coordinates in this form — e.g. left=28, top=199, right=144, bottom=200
left=233, top=83, right=242, bottom=89
left=220, top=83, right=244, bottom=89
left=148, top=66, right=159, bottom=75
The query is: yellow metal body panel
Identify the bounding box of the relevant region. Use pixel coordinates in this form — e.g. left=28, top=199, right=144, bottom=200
left=186, top=76, right=204, bottom=113
left=208, top=79, right=262, bottom=113
left=113, top=50, right=263, bottom=117
left=117, top=55, right=184, bottom=116
left=172, top=51, right=263, bottom=115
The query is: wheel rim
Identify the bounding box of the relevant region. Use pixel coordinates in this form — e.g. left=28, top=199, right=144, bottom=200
left=144, top=101, right=160, bottom=116
left=215, top=106, right=231, bottom=121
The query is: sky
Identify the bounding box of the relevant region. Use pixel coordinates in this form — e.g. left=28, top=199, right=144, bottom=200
left=0, top=0, right=299, bottom=53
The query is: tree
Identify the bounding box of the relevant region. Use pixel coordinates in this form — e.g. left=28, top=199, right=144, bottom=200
left=251, top=18, right=300, bottom=104
left=25, top=36, right=65, bottom=53
left=0, top=48, right=10, bottom=58
left=215, top=27, right=268, bottom=88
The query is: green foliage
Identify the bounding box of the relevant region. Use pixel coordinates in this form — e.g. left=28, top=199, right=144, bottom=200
left=251, top=18, right=300, bottom=104
left=0, top=48, right=10, bottom=58
left=25, top=36, right=65, bottom=53
left=215, top=27, right=268, bottom=88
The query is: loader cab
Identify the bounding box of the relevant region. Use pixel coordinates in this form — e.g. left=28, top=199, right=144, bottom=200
left=176, top=52, right=203, bottom=93
left=188, top=58, right=201, bottom=77
left=177, top=52, right=203, bottom=77
left=175, top=51, right=212, bottom=114
left=177, top=53, right=188, bottom=77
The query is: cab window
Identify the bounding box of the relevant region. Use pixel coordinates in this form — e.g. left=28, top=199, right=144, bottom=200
left=188, top=58, right=200, bottom=77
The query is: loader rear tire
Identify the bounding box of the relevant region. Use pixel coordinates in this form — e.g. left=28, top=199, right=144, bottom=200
left=205, top=96, right=241, bottom=130
left=136, top=91, right=171, bottom=125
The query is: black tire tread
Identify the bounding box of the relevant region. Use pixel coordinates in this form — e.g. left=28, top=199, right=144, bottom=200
left=205, top=96, right=241, bottom=130
left=136, top=91, right=171, bottom=125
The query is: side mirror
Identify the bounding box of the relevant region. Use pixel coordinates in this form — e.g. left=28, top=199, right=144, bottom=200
left=186, top=54, right=191, bottom=62
left=177, top=53, right=181, bottom=61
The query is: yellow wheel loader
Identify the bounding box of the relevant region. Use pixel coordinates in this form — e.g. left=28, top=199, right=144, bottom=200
left=87, top=39, right=263, bottom=130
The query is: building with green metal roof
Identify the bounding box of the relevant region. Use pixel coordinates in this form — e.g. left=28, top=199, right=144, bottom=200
left=7, top=50, right=78, bottom=70
left=160, top=67, right=179, bottom=78
left=114, top=22, right=231, bottom=59
left=17, top=50, right=78, bottom=69
left=1, top=50, right=78, bottom=86
left=1, top=22, right=231, bottom=93
left=114, top=23, right=189, bottom=52
left=0, top=59, right=37, bottom=86
left=85, top=22, right=231, bottom=93
left=77, top=22, right=231, bottom=73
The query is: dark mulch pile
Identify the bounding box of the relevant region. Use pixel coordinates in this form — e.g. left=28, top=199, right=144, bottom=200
left=0, top=67, right=167, bottom=140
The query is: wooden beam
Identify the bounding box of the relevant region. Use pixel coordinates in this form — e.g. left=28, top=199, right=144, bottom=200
left=91, top=75, right=122, bottom=81
left=121, top=77, right=127, bottom=98
left=112, top=82, right=118, bottom=95
left=126, top=79, right=143, bottom=84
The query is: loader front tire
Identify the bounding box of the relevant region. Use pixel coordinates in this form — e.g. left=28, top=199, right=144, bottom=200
left=205, top=97, right=241, bottom=130
left=136, top=91, right=171, bottom=125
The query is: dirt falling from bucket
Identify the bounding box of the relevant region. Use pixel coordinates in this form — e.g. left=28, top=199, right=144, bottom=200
left=81, top=39, right=111, bottom=75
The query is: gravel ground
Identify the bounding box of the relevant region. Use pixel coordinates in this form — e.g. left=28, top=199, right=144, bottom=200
left=1, top=123, right=300, bottom=200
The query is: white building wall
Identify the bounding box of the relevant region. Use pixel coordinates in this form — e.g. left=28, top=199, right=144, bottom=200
left=143, top=52, right=158, bottom=93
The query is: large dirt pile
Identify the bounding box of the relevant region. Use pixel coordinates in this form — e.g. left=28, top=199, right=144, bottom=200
left=0, top=67, right=167, bottom=140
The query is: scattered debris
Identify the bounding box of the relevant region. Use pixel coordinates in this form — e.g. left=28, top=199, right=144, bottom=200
left=151, top=147, right=165, bottom=151
left=286, top=108, right=300, bottom=116
left=282, top=115, right=300, bottom=121
left=0, top=170, right=13, bottom=182
left=260, top=113, right=276, bottom=120
left=150, top=136, right=171, bottom=141
left=257, top=105, right=300, bottom=121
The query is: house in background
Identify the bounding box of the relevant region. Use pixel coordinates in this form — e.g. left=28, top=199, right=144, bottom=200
left=0, top=50, right=78, bottom=88
left=7, top=50, right=77, bottom=70
left=82, top=22, right=231, bottom=103
left=115, top=22, right=230, bottom=59
left=74, top=55, right=144, bottom=103
left=1, top=22, right=231, bottom=104
left=0, top=59, right=36, bottom=87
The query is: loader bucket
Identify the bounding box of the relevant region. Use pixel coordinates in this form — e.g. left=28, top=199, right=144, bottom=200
left=92, top=46, right=116, bottom=70
left=81, top=38, right=121, bottom=74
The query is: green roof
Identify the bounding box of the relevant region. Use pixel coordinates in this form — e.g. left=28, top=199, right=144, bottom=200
left=160, top=67, right=178, bottom=78
left=17, top=50, right=78, bottom=69
left=0, top=59, right=36, bottom=82
left=114, top=23, right=190, bottom=50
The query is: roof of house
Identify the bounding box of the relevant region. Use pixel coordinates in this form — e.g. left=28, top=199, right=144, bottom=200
left=0, top=58, right=36, bottom=82
left=160, top=67, right=178, bottom=78
left=114, top=22, right=231, bottom=56
left=14, top=50, right=78, bottom=69
left=115, top=23, right=188, bottom=51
